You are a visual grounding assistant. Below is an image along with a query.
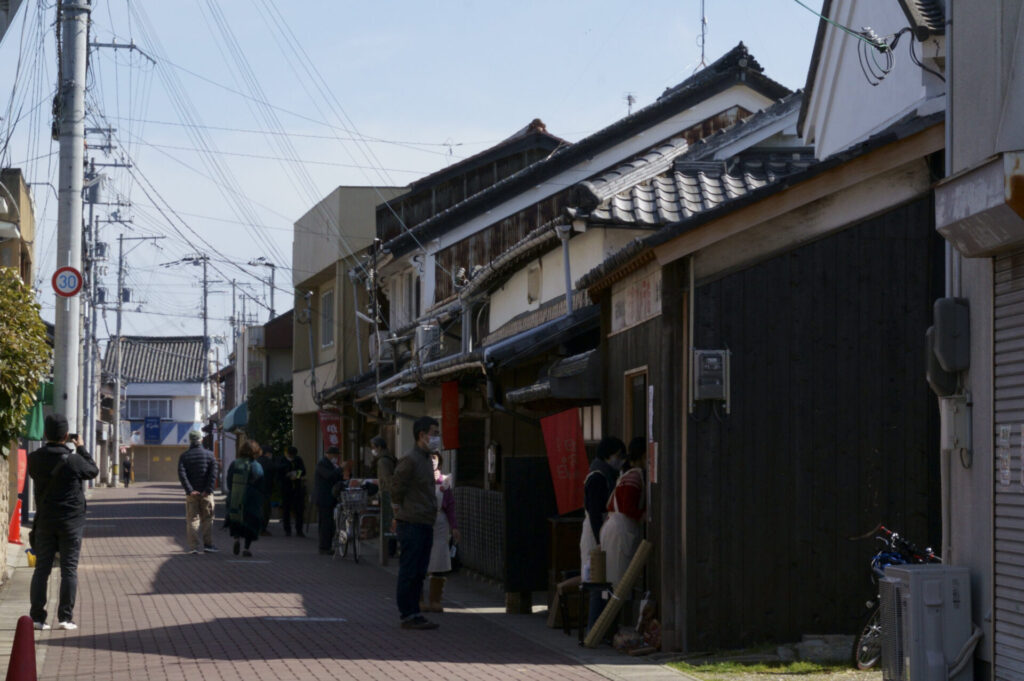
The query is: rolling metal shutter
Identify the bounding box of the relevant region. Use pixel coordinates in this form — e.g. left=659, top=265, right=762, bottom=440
left=994, top=249, right=1024, bottom=680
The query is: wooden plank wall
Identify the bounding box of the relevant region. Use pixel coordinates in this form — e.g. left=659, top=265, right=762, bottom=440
left=687, top=196, right=943, bottom=649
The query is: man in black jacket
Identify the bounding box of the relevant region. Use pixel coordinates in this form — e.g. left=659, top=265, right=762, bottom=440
left=28, top=413, right=100, bottom=631
left=177, top=430, right=218, bottom=554
left=279, top=446, right=307, bottom=537
left=314, top=446, right=343, bottom=555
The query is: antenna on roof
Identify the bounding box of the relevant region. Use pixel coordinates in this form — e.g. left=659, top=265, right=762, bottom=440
left=625, top=93, right=637, bottom=115
left=694, top=0, right=709, bottom=73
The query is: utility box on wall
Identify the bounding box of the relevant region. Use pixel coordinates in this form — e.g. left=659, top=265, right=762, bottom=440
left=693, top=349, right=731, bottom=412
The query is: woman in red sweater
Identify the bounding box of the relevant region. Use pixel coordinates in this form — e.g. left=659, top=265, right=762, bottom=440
left=599, top=437, right=646, bottom=585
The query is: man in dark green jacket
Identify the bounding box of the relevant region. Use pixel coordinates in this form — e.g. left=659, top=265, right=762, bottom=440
left=28, top=413, right=100, bottom=631
left=392, top=416, right=441, bottom=630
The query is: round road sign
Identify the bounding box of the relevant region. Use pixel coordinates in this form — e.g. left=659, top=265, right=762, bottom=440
left=52, top=266, right=83, bottom=297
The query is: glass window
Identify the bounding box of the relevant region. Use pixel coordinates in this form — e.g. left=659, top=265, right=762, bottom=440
left=321, top=289, right=334, bottom=347
left=127, top=398, right=172, bottom=420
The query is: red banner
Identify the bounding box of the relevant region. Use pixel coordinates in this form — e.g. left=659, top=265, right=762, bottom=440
left=541, top=408, right=590, bottom=514
left=318, top=410, right=341, bottom=451
left=16, top=449, right=26, bottom=494
left=441, top=381, right=460, bottom=449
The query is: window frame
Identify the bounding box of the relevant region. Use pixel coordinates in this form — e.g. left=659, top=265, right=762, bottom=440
left=320, top=288, right=335, bottom=348
left=127, top=397, right=173, bottom=421
left=623, top=366, right=649, bottom=443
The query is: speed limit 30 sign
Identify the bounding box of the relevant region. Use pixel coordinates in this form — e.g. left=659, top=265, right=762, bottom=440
left=52, top=266, right=83, bottom=297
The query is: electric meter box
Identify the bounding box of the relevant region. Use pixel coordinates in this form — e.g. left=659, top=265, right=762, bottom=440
left=694, top=349, right=730, bottom=402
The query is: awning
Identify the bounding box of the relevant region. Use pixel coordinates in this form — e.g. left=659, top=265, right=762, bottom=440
left=223, top=402, right=248, bottom=433
left=20, top=382, right=54, bottom=440
left=483, top=304, right=600, bottom=369
left=505, top=349, right=601, bottom=405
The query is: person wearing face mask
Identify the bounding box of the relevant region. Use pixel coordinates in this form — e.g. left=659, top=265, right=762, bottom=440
left=422, top=451, right=460, bottom=613
left=315, top=446, right=344, bottom=555
left=600, top=436, right=647, bottom=586
left=391, top=416, right=441, bottom=630
left=580, top=436, right=625, bottom=631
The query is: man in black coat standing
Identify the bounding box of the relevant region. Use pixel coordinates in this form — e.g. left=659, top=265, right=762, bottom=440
left=279, top=446, right=307, bottom=537
left=315, top=446, right=343, bottom=555
left=28, top=413, right=100, bottom=631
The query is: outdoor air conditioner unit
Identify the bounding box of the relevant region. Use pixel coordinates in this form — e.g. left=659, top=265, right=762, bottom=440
left=879, top=564, right=974, bottom=681
left=368, top=332, right=394, bottom=366
left=415, top=323, right=441, bottom=363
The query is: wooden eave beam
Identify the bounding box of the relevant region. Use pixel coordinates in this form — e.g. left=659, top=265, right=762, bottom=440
left=652, top=122, right=945, bottom=266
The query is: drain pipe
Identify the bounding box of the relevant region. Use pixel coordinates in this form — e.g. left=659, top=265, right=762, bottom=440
left=349, top=270, right=365, bottom=374
left=556, top=222, right=573, bottom=314
left=304, top=290, right=320, bottom=407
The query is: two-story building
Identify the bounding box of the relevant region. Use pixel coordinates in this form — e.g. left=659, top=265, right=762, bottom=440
left=102, top=336, right=211, bottom=482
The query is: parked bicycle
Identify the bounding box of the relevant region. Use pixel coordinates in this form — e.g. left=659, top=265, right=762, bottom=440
left=851, top=524, right=941, bottom=669
left=333, top=487, right=368, bottom=563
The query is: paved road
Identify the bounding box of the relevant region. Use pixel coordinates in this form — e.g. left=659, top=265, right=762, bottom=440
left=3, top=483, right=677, bottom=681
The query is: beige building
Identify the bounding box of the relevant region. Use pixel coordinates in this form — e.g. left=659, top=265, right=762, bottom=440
left=0, top=168, right=36, bottom=283
left=292, top=186, right=402, bottom=470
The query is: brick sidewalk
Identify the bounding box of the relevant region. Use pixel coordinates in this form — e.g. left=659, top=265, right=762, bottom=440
left=14, top=482, right=656, bottom=681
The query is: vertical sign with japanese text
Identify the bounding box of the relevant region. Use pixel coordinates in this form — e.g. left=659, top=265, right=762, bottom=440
left=442, top=381, right=460, bottom=449
left=318, top=410, right=341, bottom=452
left=541, top=408, right=590, bottom=514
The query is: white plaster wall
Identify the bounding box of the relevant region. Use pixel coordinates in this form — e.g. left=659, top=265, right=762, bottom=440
left=126, top=383, right=203, bottom=398
left=172, top=395, right=201, bottom=422
left=489, top=228, right=647, bottom=330
left=802, top=0, right=942, bottom=160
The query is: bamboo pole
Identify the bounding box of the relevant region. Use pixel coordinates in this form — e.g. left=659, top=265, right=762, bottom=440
left=583, top=539, right=653, bottom=648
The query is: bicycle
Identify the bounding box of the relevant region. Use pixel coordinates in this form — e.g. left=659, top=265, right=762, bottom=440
left=850, top=523, right=940, bottom=669
left=333, top=487, right=368, bottom=563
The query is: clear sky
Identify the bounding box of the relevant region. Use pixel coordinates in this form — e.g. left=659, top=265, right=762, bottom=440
left=0, top=0, right=823, bottom=365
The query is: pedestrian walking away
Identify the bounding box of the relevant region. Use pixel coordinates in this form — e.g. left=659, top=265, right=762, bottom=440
left=422, top=450, right=459, bottom=613
left=226, top=440, right=265, bottom=557
left=121, top=455, right=133, bottom=487
left=178, top=429, right=219, bottom=554
left=279, top=445, right=307, bottom=537
left=392, top=416, right=442, bottom=630
left=315, top=446, right=344, bottom=554
left=28, top=413, right=100, bottom=631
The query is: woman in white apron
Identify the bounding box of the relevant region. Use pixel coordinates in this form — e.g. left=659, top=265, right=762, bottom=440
left=600, top=438, right=646, bottom=585
left=423, top=451, right=459, bottom=612
left=580, top=437, right=625, bottom=631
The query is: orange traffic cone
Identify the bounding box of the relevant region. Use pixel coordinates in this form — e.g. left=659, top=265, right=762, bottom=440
left=5, top=615, right=36, bottom=681
left=7, top=500, right=21, bottom=545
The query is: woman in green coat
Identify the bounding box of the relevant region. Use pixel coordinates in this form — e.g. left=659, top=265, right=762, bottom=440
left=226, top=440, right=265, bottom=557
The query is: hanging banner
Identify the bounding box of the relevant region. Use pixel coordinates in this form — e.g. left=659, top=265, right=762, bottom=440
left=541, top=408, right=590, bottom=514
left=441, top=381, right=460, bottom=449
left=144, top=417, right=161, bottom=445
left=318, top=410, right=341, bottom=451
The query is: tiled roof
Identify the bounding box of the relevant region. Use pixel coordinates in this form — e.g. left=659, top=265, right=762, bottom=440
left=102, top=336, right=206, bottom=383
left=383, top=42, right=790, bottom=259
left=585, top=149, right=815, bottom=227
left=897, top=0, right=945, bottom=37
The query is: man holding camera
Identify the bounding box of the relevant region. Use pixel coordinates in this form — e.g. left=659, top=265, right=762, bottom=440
left=28, top=413, right=100, bottom=631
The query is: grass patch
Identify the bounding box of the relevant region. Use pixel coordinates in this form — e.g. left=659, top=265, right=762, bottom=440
left=670, top=660, right=853, bottom=675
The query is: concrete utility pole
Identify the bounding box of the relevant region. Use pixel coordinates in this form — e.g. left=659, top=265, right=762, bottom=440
left=112, top=233, right=163, bottom=485
left=179, top=254, right=213, bottom=420
left=248, top=257, right=277, bottom=321
left=53, top=0, right=91, bottom=431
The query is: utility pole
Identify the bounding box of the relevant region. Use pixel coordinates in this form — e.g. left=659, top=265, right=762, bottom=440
left=53, top=0, right=91, bottom=431
left=248, top=257, right=277, bottom=321
left=111, top=233, right=164, bottom=485
left=173, top=254, right=215, bottom=420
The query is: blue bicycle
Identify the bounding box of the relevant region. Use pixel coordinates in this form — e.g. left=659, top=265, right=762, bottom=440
left=851, top=524, right=941, bottom=669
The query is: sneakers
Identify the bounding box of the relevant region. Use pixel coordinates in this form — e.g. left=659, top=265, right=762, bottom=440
left=189, top=549, right=200, bottom=555
left=33, top=621, right=50, bottom=631
left=233, top=540, right=240, bottom=556
left=203, top=545, right=219, bottom=553
left=56, top=621, right=78, bottom=631
left=241, top=550, right=252, bottom=557
left=401, top=616, right=439, bottom=630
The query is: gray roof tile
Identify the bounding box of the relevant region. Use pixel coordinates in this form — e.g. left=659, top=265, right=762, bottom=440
left=102, top=336, right=206, bottom=384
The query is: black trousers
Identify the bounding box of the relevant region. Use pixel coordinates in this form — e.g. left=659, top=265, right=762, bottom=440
left=396, top=521, right=433, bottom=620
left=30, top=515, right=85, bottom=624
left=317, top=505, right=335, bottom=551
left=281, top=487, right=305, bottom=535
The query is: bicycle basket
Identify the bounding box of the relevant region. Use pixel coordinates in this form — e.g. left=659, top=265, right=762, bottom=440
left=341, top=488, right=368, bottom=513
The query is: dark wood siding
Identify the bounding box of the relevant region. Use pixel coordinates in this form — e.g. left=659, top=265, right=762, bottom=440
left=684, top=196, right=943, bottom=649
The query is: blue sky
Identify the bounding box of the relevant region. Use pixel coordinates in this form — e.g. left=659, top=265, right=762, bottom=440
left=0, top=0, right=823, bottom=353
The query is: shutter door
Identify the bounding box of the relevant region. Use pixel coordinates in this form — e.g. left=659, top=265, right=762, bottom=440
left=994, top=249, right=1024, bottom=680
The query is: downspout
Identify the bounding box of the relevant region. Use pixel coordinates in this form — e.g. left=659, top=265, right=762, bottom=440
left=304, top=290, right=320, bottom=408
left=556, top=222, right=574, bottom=314
left=350, top=270, right=365, bottom=374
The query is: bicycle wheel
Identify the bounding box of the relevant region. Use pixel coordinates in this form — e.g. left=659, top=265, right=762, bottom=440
left=852, top=607, right=882, bottom=669
left=339, top=521, right=350, bottom=559
left=352, top=513, right=359, bottom=563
